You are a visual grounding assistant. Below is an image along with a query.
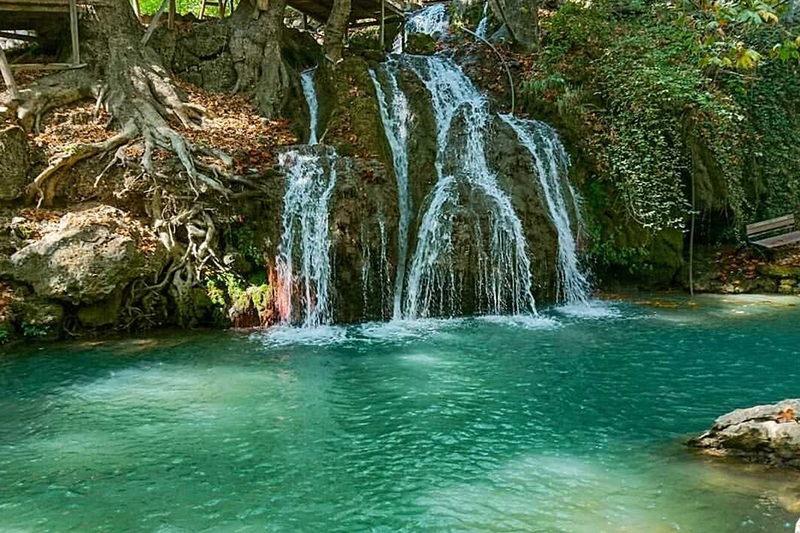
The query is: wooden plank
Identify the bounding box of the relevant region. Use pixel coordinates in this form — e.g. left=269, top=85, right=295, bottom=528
left=141, top=0, right=168, bottom=45
left=0, top=30, right=38, bottom=41
left=0, top=4, right=69, bottom=11
left=69, top=0, right=79, bottom=65
left=0, top=0, right=72, bottom=6
left=0, top=47, right=20, bottom=100
left=753, top=230, right=800, bottom=249
left=10, top=62, right=86, bottom=69
left=747, top=214, right=795, bottom=236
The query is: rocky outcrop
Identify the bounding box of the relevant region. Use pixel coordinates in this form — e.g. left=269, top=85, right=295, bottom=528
left=317, top=58, right=389, bottom=160
left=8, top=205, right=168, bottom=305
left=489, top=0, right=537, bottom=51
left=0, top=125, right=31, bottom=201
left=689, top=400, right=800, bottom=469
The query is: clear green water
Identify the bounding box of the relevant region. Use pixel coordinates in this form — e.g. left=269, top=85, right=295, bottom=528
left=2, top=295, right=800, bottom=533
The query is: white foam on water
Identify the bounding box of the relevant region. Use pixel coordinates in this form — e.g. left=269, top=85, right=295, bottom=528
left=261, top=324, right=349, bottom=347
left=359, top=317, right=467, bottom=341
left=477, top=314, right=561, bottom=329
left=554, top=299, right=621, bottom=319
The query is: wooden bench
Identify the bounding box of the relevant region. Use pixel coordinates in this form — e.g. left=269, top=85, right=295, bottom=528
left=747, top=214, right=800, bottom=249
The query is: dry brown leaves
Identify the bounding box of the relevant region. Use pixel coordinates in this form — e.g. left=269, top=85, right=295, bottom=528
left=714, top=244, right=800, bottom=282
left=15, top=204, right=162, bottom=256
left=174, top=79, right=297, bottom=175
left=31, top=100, right=112, bottom=159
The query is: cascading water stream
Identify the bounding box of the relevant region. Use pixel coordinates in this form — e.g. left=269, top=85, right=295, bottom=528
left=476, top=3, right=489, bottom=39
left=276, top=148, right=337, bottom=327
left=500, top=114, right=591, bottom=304
left=369, top=63, right=412, bottom=319
left=394, top=3, right=450, bottom=52
left=301, top=68, right=319, bottom=145
left=401, top=55, right=536, bottom=319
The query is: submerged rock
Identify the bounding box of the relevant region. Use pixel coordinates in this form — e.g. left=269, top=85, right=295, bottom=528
left=689, top=399, right=800, bottom=469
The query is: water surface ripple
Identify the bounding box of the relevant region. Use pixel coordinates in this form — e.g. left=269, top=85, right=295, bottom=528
left=1, top=296, right=799, bottom=533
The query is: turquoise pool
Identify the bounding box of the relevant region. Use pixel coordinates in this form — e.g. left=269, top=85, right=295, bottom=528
left=1, top=295, right=799, bottom=532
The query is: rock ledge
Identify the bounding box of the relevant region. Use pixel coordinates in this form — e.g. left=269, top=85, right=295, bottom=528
left=689, top=399, right=800, bottom=469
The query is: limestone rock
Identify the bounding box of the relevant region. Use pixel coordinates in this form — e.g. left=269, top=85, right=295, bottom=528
left=689, top=399, right=800, bottom=469
left=0, top=125, right=31, bottom=201
left=9, top=206, right=167, bottom=305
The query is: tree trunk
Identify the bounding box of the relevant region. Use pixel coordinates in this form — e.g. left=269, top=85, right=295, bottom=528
left=0, top=0, right=273, bottom=323
left=324, top=0, right=351, bottom=63
left=228, top=0, right=290, bottom=117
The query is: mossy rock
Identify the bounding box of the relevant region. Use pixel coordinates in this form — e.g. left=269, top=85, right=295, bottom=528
left=756, top=265, right=800, bottom=278
left=78, top=291, right=123, bottom=328
left=405, top=34, right=437, bottom=56
left=12, top=297, right=64, bottom=341
left=317, top=58, right=389, bottom=160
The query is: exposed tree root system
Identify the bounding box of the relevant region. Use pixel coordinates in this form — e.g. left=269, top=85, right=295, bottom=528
left=0, top=0, right=299, bottom=329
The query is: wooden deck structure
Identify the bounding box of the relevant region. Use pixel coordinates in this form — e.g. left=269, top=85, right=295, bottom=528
left=0, top=0, right=88, bottom=98
left=288, top=0, right=403, bottom=24
left=1, top=0, right=410, bottom=99
left=747, top=214, right=800, bottom=249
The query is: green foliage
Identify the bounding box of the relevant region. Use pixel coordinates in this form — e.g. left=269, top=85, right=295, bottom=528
left=206, top=272, right=273, bottom=317
left=730, top=55, right=800, bottom=218
left=0, top=329, right=9, bottom=344
left=675, top=0, right=799, bottom=69
left=137, top=0, right=238, bottom=17
left=586, top=230, right=654, bottom=275
left=542, top=1, right=615, bottom=64
left=228, top=223, right=265, bottom=266
left=525, top=1, right=789, bottom=239
left=22, top=324, right=49, bottom=339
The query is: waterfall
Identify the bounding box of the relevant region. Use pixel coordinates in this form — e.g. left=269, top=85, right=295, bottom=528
left=369, top=63, right=412, bottom=319
left=276, top=148, right=337, bottom=326
left=301, top=68, right=319, bottom=145
left=476, top=3, right=489, bottom=39
left=394, top=3, right=450, bottom=52
left=401, top=55, right=536, bottom=319
left=359, top=217, right=392, bottom=321
left=378, top=217, right=391, bottom=319
left=405, top=3, right=449, bottom=37
left=500, top=114, right=591, bottom=304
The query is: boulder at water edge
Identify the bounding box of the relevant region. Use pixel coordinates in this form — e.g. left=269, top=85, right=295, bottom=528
left=689, top=399, right=800, bottom=468
left=8, top=205, right=168, bottom=305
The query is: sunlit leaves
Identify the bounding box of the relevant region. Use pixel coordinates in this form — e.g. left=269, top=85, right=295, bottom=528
left=674, top=0, right=798, bottom=69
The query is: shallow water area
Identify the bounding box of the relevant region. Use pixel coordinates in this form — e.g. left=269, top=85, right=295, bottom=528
left=1, top=295, right=800, bottom=532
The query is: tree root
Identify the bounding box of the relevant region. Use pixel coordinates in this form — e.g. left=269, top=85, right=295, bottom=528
left=9, top=21, right=268, bottom=327
left=27, top=120, right=138, bottom=207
